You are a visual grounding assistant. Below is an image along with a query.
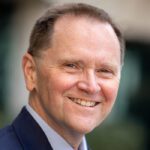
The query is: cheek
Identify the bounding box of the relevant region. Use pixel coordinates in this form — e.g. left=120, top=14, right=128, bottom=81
left=50, top=74, right=78, bottom=93
left=102, top=79, right=120, bottom=104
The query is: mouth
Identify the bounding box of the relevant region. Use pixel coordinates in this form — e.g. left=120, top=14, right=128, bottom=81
left=68, top=97, right=100, bottom=107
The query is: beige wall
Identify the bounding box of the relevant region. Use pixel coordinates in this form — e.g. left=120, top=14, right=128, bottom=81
left=52, top=0, right=150, bottom=42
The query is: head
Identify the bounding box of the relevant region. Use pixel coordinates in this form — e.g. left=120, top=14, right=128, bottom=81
left=22, top=2, right=125, bottom=146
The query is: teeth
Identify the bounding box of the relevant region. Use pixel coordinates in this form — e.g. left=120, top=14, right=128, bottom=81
left=69, top=98, right=97, bottom=107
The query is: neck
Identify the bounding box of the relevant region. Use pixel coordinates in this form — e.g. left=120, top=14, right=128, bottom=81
left=46, top=120, right=84, bottom=149
left=28, top=95, right=84, bottom=149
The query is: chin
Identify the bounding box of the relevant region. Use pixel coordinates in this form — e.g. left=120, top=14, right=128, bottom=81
left=70, top=120, right=100, bottom=135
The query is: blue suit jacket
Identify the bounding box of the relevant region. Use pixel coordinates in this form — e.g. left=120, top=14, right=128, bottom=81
left=0, top=107, right=53, bottom=150
left=0, top=107, right=91, bottom=150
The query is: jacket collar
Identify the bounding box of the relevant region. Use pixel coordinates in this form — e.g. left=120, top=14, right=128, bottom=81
left=12, top=107, right=53, bottom=150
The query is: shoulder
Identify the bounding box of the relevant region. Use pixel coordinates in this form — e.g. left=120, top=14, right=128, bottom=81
left=0, top=125, right=14, bottom=142
left=0, top=125, right=22, bottom=150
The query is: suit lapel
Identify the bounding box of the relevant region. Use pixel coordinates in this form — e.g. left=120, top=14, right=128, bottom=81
left=12, top=107, right=53, bottom=150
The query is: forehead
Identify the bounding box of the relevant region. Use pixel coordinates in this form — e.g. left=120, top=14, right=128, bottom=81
left=53, top=15, right=112, bottom=38
left=51, top=15, right=120, bottom=53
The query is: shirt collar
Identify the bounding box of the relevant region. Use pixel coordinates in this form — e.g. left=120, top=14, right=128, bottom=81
left=26, top=104, right=88, bottom=150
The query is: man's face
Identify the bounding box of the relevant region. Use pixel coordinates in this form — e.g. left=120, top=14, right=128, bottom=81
left=30, top=16, right=121, bottom=137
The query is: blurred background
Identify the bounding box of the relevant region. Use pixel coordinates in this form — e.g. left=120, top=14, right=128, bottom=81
left=0, top=0, right=150, bottom=150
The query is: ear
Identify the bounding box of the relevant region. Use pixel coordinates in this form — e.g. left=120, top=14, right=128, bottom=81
left=22, top=52, right=37, bottom=91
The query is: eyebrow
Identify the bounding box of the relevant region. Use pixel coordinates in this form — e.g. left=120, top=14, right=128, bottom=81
left=100, top=63, right=120, bottom=72
left=57, top=58, right=84, bottom=64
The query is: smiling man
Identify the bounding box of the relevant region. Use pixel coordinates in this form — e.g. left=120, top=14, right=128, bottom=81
left=0, top=3, right=125, bottom=150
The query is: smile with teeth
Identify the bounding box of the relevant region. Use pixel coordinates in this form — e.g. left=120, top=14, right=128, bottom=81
left=68, top=97, right=99, bottom=107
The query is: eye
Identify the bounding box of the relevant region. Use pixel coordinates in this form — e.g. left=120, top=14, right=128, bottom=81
left=63, top=63, right=79, bottom=73
left=65, top=63, right=76, bottom=68
left=100, top=68, right=112, bottom=73
left=96, top=68, right=114, bottom=78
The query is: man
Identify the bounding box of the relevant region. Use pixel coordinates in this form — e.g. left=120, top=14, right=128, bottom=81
left=0, top=3, right=125, bottom=150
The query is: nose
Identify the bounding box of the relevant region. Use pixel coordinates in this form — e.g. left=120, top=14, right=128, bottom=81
left=77, top=71, right=101, bottom=94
